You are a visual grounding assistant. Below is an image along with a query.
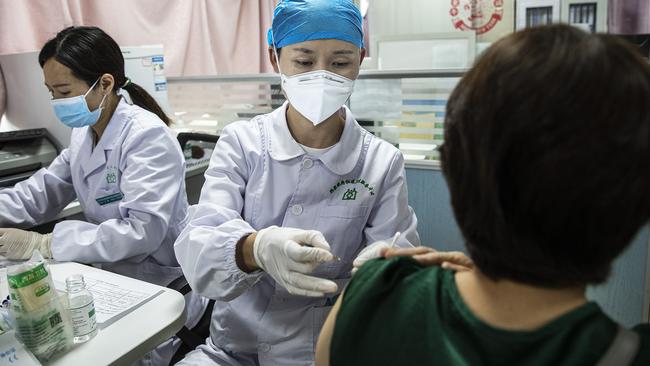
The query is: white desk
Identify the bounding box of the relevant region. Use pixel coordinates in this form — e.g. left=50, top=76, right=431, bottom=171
left=39, top=262, right=186, bottom=366
left=184, top=156, right=211, bottom=179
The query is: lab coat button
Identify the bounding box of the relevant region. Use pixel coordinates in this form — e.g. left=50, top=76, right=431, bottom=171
left=259, top=343, right=271, bottom=353
left=291, top=204, right=303, bottom=216
left=303, top=158, right=314, bottom=169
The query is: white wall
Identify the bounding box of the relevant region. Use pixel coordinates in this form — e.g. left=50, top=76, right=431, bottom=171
left=369, top=0, right=455, bottom=36
left=368, top=0, right=515, bottom=45
left=0, top=52, right=71, bottom=147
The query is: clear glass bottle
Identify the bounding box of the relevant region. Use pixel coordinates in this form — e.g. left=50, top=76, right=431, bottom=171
left=66, top=274, right=98, bottom=343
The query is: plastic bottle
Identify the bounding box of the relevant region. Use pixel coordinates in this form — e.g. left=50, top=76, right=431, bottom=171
left=65, top=274, right=97, bottom=343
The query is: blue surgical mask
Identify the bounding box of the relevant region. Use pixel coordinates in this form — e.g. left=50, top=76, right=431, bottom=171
left=51, top=78, right=107, bottom=128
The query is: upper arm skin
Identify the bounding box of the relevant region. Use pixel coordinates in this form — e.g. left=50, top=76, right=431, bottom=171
left=316, top=290, right=345, bottom=366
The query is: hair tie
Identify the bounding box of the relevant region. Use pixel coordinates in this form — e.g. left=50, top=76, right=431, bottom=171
left=122, top=77, right=132, bottom=88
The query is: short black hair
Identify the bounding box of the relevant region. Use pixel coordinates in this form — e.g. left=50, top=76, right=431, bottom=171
left=441, top=25, right=650, bottom=287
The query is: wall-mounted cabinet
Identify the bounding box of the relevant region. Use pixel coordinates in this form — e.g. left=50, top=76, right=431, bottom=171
left=562, top=0, right=608, bottom=32
left=516, top=0, right=607, bottom=32
left=516, top=0, right=562, bottom=30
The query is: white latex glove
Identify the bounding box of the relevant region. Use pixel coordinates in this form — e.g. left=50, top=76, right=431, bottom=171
left=352, top=232, right=403, bottom=275
left=0, top=228, right=52, bottom=260
left=352, top=240, right=391, bottom=275
left=253, top=226, right=338, bottom=297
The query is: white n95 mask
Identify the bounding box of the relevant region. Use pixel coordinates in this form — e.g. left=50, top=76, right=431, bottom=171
left=281, top=70, right=355, bottom=125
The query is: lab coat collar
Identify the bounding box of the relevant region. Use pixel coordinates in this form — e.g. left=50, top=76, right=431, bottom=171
left=96, top=98, right=130, bottom=151
left=318, top=106, right=366, bottom=175
left=267, top=102, right=365, bottom=176
left=81, top=98, right=129, bottom=178
left=267, top=102, right=306, bottom=161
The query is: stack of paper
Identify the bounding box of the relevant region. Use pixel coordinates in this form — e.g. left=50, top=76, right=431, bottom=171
left=53, top=271, right=162, bottom=328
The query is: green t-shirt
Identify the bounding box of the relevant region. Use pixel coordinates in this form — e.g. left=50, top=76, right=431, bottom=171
left=331, top=257, right=650, bottom=366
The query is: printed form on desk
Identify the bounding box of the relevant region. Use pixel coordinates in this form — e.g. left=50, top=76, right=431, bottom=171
left=82, top=272, right=163, bottom=326
left=1, top=259, right=162, bottom=328
left=55, top=271, right=163, bottom=328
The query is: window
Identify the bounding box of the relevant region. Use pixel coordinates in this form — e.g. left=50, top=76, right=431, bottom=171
left=526, top=7, right=554, bottom=27
left=569, top=3, right=597, bottom=33
left=516, top=0, right=561, bottom=30
left=167, top=70, right=465, bottom=168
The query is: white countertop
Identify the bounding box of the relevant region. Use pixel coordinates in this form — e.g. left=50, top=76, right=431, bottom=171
left=0, top=262, right=186, bottom=366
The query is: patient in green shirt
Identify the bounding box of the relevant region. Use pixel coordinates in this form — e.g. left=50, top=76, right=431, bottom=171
left=316, top=24, right=650, bottom=366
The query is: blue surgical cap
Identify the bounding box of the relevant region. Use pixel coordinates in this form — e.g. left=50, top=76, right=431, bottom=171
left=268, top=0, right=363, bottom=49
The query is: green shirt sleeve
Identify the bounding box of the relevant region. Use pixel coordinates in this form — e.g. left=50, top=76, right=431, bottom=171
left=328, top=256, right=650, bottom=366
left=331, top=256, right=426, bottom=366
left=632, top=324, right=650, bottom=365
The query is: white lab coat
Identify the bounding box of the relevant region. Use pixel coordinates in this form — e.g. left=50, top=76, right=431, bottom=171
left=0, top=99, right=207, bottom=364
left=175, top=102, right=420, bottom=366
left=0, top=99, right=188, bottom=285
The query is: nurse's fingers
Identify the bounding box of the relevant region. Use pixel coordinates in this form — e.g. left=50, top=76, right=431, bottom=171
left=441, top=261, right=474, bottom=272
left=286, top=272, right=338, bottom=296
left=379, top=247, right=473, bottom=270
left=413, top=251, right=474, bottom=269
left=291, top=230, right=331, bottom=251
left=286, top=240, right=333, bottom=263
left=284, top=286, right=327, bottom=298
left=381, top=246, right=436, bottom=258
left=287, top=259, right=319, bottom=274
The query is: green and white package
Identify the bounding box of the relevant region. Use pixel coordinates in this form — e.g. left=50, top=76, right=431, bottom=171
left=7, top=255, right=72, bottom=361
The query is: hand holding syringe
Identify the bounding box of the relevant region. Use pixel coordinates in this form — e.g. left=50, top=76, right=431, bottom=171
left=351, top=231, right=402, bottom=274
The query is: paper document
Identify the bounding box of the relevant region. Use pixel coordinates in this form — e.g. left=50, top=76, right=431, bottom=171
left=80, top=272, right=163, bottom=326
left=54, top=271, right=162, bottom=327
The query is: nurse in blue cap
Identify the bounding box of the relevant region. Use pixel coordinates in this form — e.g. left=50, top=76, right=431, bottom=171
left=174, top=1, right=421, bottom=364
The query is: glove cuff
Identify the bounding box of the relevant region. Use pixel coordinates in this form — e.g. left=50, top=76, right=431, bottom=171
left=39, top=233, right=53, bottom=259
left=252, top=226, right=276, bottom=271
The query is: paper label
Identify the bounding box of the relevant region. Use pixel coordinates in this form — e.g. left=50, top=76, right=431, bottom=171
left=69, top=302, right=96, bottom=337
left=7, top=265, right=48, bottom=289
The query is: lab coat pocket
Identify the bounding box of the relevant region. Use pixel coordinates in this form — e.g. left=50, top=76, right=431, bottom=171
left=319, top=205, right=368, bottom=219
left=94, top=188, right=123, bottom=207
left=91, top=188, right=123, bottom=221
left=318, top=205, right=369, bottom=264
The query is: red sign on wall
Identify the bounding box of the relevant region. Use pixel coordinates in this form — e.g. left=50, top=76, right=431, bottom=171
left=450, top=0, right=504, bottom=35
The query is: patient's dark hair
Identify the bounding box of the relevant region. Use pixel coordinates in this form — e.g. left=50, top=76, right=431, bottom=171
left=441, top=24, right=650, bottom=287
left=39, top=26, right=171, bottom=125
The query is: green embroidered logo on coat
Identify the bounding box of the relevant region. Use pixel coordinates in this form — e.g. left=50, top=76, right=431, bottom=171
left=105, top=166, right=119, bottom=184
left=329, top=179, right=375, bottom=196
left=106, top=171, right=117, bottom=184
left=342, top=188, right=358, bottom=201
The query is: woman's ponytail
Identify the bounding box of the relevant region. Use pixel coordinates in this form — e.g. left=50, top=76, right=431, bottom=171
left=122, top=80, right=171, bottom=126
